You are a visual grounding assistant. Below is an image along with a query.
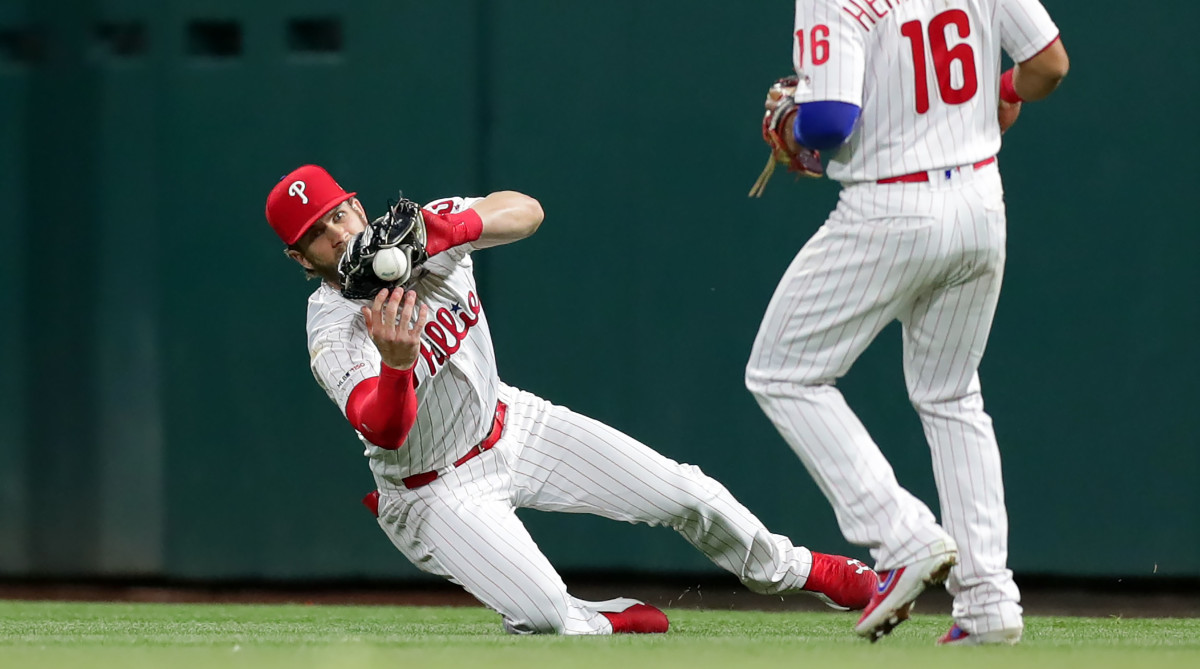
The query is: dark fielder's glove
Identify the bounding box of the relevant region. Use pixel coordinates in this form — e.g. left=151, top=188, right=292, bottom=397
left=749, top=75, right=824, bottom=197
left=338, top=196, right=430, bottom=300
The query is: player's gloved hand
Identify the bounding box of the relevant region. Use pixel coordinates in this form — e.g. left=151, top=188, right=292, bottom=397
left=338, top=196, right=430, bottom=300
left=749, top=75, right=825, bottom=197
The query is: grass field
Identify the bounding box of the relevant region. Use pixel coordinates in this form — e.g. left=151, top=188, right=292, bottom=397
left=1, top=600, right=1198, bottom=669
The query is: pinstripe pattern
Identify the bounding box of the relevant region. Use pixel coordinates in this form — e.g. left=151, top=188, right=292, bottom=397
left=747, top=162, right=1024, bottom=636
left=368, top=388, right=819, bottom=634
left=306, top=198, right=820, bottom=634
left=792, top=0, right=1058, bottom=182
left=500, top=386, right=814, bottom=596
left=748, top=0, right=1058, bottom=638
left=308, top=197, right=497, bottom=498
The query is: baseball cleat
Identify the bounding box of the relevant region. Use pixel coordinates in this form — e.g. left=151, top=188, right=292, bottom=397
left=802, top=552, right=878, bottom=611
left=937, top=623, right=1022, bottom=646
left=599, top=601, right=670, bottom=634
left=854, top=551, right=958, bottom=642
left=501, top=598, right=668, bottom=635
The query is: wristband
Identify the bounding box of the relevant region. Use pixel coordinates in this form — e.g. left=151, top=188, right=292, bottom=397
left=424, top=208, right=484, bottom=256
left=999, top=69, right=1024, bottom=104
left=451, top=209, right=484, bottom=246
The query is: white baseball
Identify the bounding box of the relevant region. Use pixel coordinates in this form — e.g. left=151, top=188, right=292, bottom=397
left=373, top=247, right=409, bottom=282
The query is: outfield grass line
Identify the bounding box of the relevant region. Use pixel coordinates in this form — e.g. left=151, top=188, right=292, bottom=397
left=0, top=601, right=1197, bottom=669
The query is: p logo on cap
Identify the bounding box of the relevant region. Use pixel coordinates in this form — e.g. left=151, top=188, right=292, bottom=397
left=288, top=180, right=309, bottom=204
left=265, top=164, right=357, bottom=245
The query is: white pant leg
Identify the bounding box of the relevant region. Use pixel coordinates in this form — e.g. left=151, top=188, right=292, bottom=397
left=749, top=384, right=953, bottom=569
left=745, top=189, right=957, bottom=569
left=497, top=385, right=814, bottom=596
left=373, top=454, right=613, bottom=635
left=899, top=172, right=1022, bottom=634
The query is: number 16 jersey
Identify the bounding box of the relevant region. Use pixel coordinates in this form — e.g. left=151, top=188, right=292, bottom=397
left=791, top=0, right=1058, bottom=183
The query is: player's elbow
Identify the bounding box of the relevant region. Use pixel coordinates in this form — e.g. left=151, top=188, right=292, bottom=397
left=1038, top=50, right=1070, bottom=87
left=1046, top=40, right=1070, bottom=80
left=493, top=191, right=543, bottom=238
left=521, top=195, right=544, bottom=237
left=1017, top=39, right=1069, bottom=101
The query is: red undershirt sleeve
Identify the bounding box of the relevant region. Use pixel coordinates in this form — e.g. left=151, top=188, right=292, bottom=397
left=345, top=363, right=418, bottom=450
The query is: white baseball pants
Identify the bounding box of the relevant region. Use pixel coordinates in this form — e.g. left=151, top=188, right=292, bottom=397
left=373, top=383, right=816, bottom=635
left=746, top=162, right=1022, bottom=636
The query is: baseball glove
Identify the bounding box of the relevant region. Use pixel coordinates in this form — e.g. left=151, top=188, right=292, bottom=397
left=338, top=195, right=430, bottom=300
left=749, top=75, right=824, bottom=197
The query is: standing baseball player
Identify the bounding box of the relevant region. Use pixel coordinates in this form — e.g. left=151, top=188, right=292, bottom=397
left=744, top=0, right=1068, bottom=645
left=264, top=164, right=878, bottom=635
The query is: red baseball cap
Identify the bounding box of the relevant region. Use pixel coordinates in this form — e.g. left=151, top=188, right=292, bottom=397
left=265, top=165, right=357, bottom=245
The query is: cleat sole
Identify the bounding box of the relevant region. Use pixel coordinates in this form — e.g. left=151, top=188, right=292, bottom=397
left=857, top=553, right=957, bottom=642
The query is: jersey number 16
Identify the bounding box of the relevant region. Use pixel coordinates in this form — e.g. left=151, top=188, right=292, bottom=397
left=900, top=9, right=978, bottom=114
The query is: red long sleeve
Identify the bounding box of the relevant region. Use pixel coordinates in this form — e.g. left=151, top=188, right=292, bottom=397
left=345, top=363, right=417, bottom=450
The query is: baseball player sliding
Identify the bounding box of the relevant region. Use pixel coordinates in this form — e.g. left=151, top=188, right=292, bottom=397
left=745, top=0, right=1069, bottom=645
left=265, top=165, right=878, bottom=635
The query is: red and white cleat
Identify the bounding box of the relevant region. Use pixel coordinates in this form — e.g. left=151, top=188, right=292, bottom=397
left=599, top=600, right=670, bottom=634
left=937, top=623, right=1022, bottom=646
left=854, top=551, right=958, bottom=642
left=803, top=552, right=878, bottom=611
left=501, top=598, right=669, bottom=635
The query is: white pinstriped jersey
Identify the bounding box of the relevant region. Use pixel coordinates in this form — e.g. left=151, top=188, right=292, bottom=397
left=306, top=196, right=500, bottom=487
left=791, top=0, right=1058, bottom=182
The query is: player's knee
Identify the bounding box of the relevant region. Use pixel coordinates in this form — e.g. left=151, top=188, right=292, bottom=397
left=745, top=371, right=781, bottom=403
left=666, top=468, right=731, bottom=526
left=744, top=367, right=760, bottom=394
left=910, top=390, right=986, bottom=419
left=745, top=370, right=827, bottom=402
left=676, top=463, right=725, bottom=496
left=745, top=377, right=766, bottom=403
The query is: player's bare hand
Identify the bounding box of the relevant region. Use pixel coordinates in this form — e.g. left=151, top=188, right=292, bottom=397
left=999, top=100, right=1021, bottom=134
left=362, top=288, right=429, bottom=370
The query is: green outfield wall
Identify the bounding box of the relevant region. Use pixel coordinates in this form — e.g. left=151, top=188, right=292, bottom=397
left=1, top=0, right=1196, bottom=581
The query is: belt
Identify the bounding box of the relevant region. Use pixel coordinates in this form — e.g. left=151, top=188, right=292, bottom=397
left=401, top=400, right=508, bottom=490
left=360, top=400, right=510, bottom=517
left=877, top=156, right=995, bottom=184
